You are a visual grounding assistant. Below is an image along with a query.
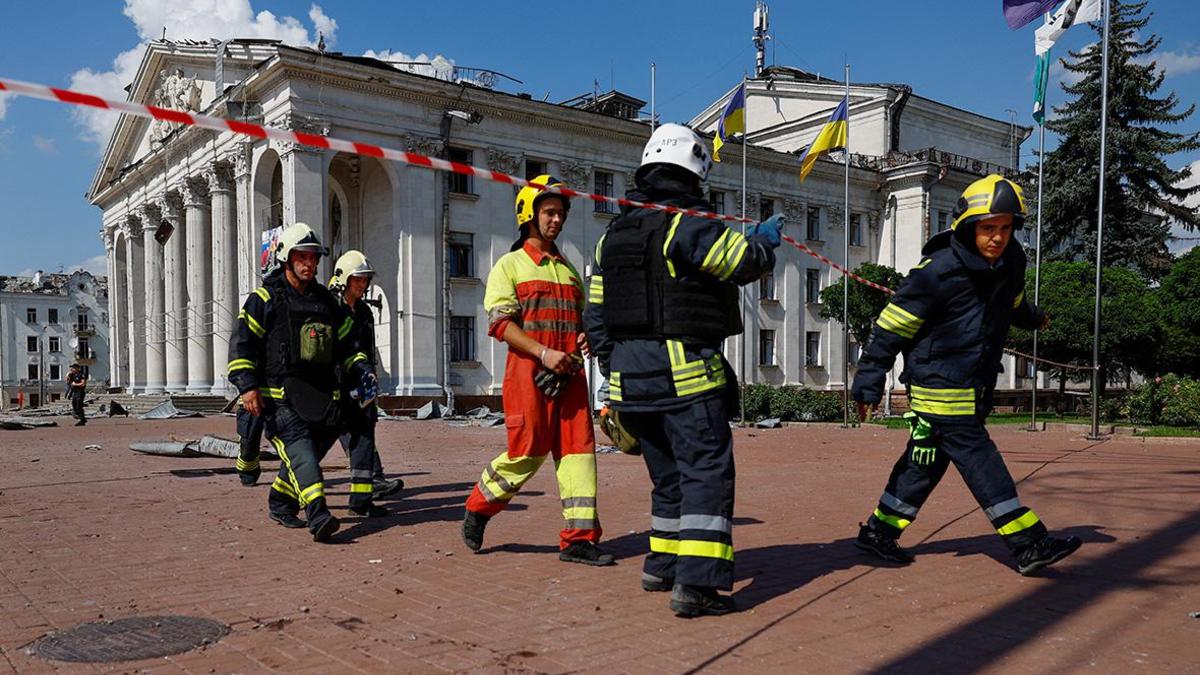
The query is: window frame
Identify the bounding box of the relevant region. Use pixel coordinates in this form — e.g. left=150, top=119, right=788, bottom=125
left=446, top=146, right=475, bottom=195
left=805, top=331, right=822, bottom=368
left=758, top=329, right=776, bottom=366
left=805, top=269, right=822, bottom=304
left=448, top=231, right=475, bottom=279
left=450, top=315, right=476, bottom=363
left=593, top=170, right=616, bottom=214
left=806, top=206, right=822, bottom=242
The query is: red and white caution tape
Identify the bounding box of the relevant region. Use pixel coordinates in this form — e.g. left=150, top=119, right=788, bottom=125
left=0, top=75, right=1092, bottom=372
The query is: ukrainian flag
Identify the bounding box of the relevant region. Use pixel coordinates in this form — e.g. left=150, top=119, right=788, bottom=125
left=712, top=82, right=746, bottom=162
left=798, top=96, right=849, bottom=182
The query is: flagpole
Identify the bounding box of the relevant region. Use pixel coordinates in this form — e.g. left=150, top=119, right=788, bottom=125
left=1089, top=0, right=1111, bottom=439
left=740, top=72, right=749, bottom=425
left=842, top=63, right=851, bottom=428
left=1031, top=116, right=1045, bottom=432
left=650, top=62, right=656, bottom=131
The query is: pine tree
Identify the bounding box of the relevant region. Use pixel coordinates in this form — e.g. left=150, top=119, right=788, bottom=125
left=1040, top=0, right=1200, bottom=279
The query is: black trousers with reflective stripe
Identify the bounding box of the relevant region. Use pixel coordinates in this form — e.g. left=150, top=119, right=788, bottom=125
left=265, top=404, right=340, bottom=533
left=236, top=407, right=266, bottom=479
left=869, top=419, right=1047, bottom=551
left=623, top=395, right=735, bottom=590
left=338, top=403, right=380, bottom=509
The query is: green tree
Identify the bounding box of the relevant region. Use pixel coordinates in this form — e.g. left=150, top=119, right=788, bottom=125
left=1039, top=1, right=1200, bottom=280
left=1010, top=261, right=1160, bottom=393
left=1154, top=247, right=1200, bottom=377
left=818, top=263, right=904, bottom=347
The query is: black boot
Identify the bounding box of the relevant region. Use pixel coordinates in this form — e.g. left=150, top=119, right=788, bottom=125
left=238, top=470, right=260, bottom=487
left=1015, top=535, right=1081, bottom=576
left=349, top=504, right=389, bottom=518
left=559, top=541, right=615, bottom=566
left=269, top=512, right=306, bottom=529
left=310, top=515, right=340, bottom=543
left=372, top=476, right=404, bottom=499
left=462, top=510, right=490, bottom=552
left=641, top=573, right=673, bottom=592
left=855, top=523, right=915, bottom=564
left=669, top=584, right=737, bottom=617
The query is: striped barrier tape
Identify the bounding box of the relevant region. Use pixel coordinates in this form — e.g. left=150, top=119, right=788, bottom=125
left=0, top=75, right=1093, bottom=372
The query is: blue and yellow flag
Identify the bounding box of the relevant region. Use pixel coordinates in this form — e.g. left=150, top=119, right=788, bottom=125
left=712, top=82, right=746, bottom=162
left=798, top=96, right=849, bottom=182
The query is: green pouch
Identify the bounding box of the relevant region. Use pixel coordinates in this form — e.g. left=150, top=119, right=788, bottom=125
left=299, top=320, right=333, bottom=364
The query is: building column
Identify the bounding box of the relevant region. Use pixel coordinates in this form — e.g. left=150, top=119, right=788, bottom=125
left=280, top=144, right=327, bottom=275
left=160, top=192, right=188, bottom=393
left=140, top=203, right=166, bottom=393
left=232, top=145, right=255, bottom=299
left=125, top=217, right=147, bottom=393
left=183, top=176, right=213, bottom=393
left=103, top=227, right=121, bottom=390
left=209, top=163, right=237, bottom=395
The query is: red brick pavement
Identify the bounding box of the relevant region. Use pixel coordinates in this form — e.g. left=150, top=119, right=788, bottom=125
left=1, top=414, right=1198, bottom=673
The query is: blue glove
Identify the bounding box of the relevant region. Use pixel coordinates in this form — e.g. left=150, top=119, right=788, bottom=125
left=351, top=370, right=379, bottom=408
left=747, top=214, right=783, bottom=248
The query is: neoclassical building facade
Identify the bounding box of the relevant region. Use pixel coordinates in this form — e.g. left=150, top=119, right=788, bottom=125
left=91, top=40, right=1036, bottom=400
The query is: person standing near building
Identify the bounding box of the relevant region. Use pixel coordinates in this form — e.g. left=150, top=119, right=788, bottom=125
left=329, top=249, right=402, bottom=517
left=460, top=175, right=614, bottom=567
left=852, top=174, right=1081, bottom=576
left=227, top=222, right=373, bottom=543
left=66, top=363, right=88, bottom=426
left=583, top=123, right=780, bottom=617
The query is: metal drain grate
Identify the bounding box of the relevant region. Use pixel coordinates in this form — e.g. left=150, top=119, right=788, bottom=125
left=33, top=616, right=228, bottom=662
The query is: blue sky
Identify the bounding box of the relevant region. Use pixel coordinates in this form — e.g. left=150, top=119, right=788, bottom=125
left=1, top=0, right=1197, bottom=275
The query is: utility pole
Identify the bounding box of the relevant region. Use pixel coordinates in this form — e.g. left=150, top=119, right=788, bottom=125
left=1005, top=108, right=1018, bottom=170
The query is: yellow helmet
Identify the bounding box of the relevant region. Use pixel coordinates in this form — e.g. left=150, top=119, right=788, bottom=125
left=515, top=174, right=571, bottom=229
left=950, top=174, right=1028, bottom=233
left=328, top=250, right=374, bottom=291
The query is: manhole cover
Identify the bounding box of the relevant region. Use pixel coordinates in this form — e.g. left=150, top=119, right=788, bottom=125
left=33, top=616, right=228, bottom=663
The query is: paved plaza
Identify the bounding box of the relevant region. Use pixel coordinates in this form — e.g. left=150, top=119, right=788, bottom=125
left=1, top=416, right=1198, bottom=673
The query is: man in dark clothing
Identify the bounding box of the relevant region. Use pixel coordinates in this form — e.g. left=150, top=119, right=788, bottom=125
left=584, top=123, right=781, bottom=617
left=852, top=174, right=1081, bottom=576
left=66, top=363, right=87, bottom=426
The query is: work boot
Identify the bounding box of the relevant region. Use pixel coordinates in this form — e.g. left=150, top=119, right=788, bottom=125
left=462, top=510, right=490, bottom=552
left=238, top=471, right=260, bottom=487
left=641, top=573, right=674, bottom=592
left=349, top=504, right=389, bottom=518
left=311, top=515, right=340, bottom=543
left=559, top=541, right=616, bottom=567
left=1015, top=535, right=1081, bottom=576
left=269, top=512, right=306, bottom=529
left=855, top=523, right=915, bottom=564
left=372, top=476, right=404, bottom=499
left=75, top=420, right=86, bottom=427
left=669, top=584, right=737, bottom=618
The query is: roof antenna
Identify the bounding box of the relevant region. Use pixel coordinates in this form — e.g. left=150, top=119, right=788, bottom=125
left=317, top=32, right=326, bottom=53
left=161, top=26, right=166, bottom=40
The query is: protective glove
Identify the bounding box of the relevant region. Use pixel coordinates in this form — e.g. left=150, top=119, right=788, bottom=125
left=350, top=370, right=379, bottom=408
left=905, top=412, right=937, bottom=466
left=534, top=367, right=569, bottom=398
left=747, top=213, right=784, bottom=248
left=599, top=406, right=640, bottom=455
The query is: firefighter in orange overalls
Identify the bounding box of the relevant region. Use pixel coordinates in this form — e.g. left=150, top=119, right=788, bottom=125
left=461, top=175, right=614, bottom=566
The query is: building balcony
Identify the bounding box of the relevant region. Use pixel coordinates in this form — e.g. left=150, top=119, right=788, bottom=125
left=74, top=325, right=96, bottom=337
left=75, top=349, right=97, bottom=363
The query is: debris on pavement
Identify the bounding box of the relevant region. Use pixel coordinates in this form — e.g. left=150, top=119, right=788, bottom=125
left=139, top=400, right=203, bottom=420
left=0, top=416, right=59, bottom=430
left=755, top=417, right=783, bottom=429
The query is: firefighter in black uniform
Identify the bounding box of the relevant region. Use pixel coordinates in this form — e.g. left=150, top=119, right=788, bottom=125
left=227, top=222, right=373, bottom=542
left=329, top=250, right=402, bottom=517
left=66, top=363, right=88, bottom=426
left=232, top=266, right=281, bottom=487
left=584, top=123, right=780, bottom=617
left=852, top=174, right=1081, bottom=576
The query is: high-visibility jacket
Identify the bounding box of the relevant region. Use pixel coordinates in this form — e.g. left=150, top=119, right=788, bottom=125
left=227, top=275, right=369, bottom=407
left=583, top=170, right=776, bottom=412
left=852, top=231, right=1044, bottom=423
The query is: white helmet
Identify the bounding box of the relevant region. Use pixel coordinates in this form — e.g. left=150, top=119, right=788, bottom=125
left=275, top=222, right=327, bottom=263
left=639, top=123, right=712, bottom=181
left=329, top=250, right=374, bottom=290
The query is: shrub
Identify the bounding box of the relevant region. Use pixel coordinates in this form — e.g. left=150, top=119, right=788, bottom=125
left=1125, top=374, right=1200, bottom=427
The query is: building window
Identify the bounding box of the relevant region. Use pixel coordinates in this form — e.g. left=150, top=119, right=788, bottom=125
left=50, top=364, right=61, bottom=380
left=77, top=313, right=90, bottom=330
left=48, top=337, right=60, bottom=352
left=759, top=329, right=776, bottom=366
left=28, top=364, right=39, bottom=381
left=806, top=269, right=821, bottom=304
left=447, top=147, right=474, bottom=194
left=77, top=337, right=90, bottom=360
left=448, top=231, right=475, bottom=278
left=27, top=336, right=38, bottom=353
left=26, top=307, right=36, bottom=324
left=450, top=316, right=475, bottom=362
left=807, top=206, right=822, bottom=241
left=759, top=270, right=775, bottom=301
left=709, top=189, right=726, bottom=215
left=806, top=331, right=821, bottom=367
left=939, top=210, right=950, bottom=230
left=759, top=198, right=775, bottom=223
left=525, top=158, right=547, bottom=180
left=594, top=170, right=616, bottom=214
left=849, top=342, right=861, bottom=366
left=850, top=213, right=864, bottom=247
left=48, top=308, right=58, bottom=324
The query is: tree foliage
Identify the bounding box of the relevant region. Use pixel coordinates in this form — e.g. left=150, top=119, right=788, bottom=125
left=818, top=262, right=904, bottom=347
left=1038, top=1, right=1200, bottom=279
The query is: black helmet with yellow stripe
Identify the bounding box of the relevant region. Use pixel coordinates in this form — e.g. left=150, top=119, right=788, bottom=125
left=950, top=174, right=1028, bottom=236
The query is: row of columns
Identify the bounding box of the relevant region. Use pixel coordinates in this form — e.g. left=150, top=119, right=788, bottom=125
left=110, top=153, right=248, bottom=394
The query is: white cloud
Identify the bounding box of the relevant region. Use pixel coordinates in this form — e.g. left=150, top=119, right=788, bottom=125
left=363, top=50, right=457, bottom=81
left=1135, top=48, right=1200, bottom=79
left=0, top=92, right=9, bottom=120
left=1168, top=158, right=1200, bottom=256
left=69, top=1, right=337, bottom=148
left=32, top=135, right=58, bottom=154
left=68, top=254, right=109, bottom=277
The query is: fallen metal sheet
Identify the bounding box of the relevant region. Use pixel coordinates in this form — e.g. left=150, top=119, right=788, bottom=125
left=0, top=416, right=59, bottom=429
left=196, top=435, right=240, bottom=459
left=139, top=400, right=203, bottom=420
left=755, top=417, right=783, bottom=429
left=415, top=401, right=442, bottom=420
left=129, top=441, right=203, bottom=457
